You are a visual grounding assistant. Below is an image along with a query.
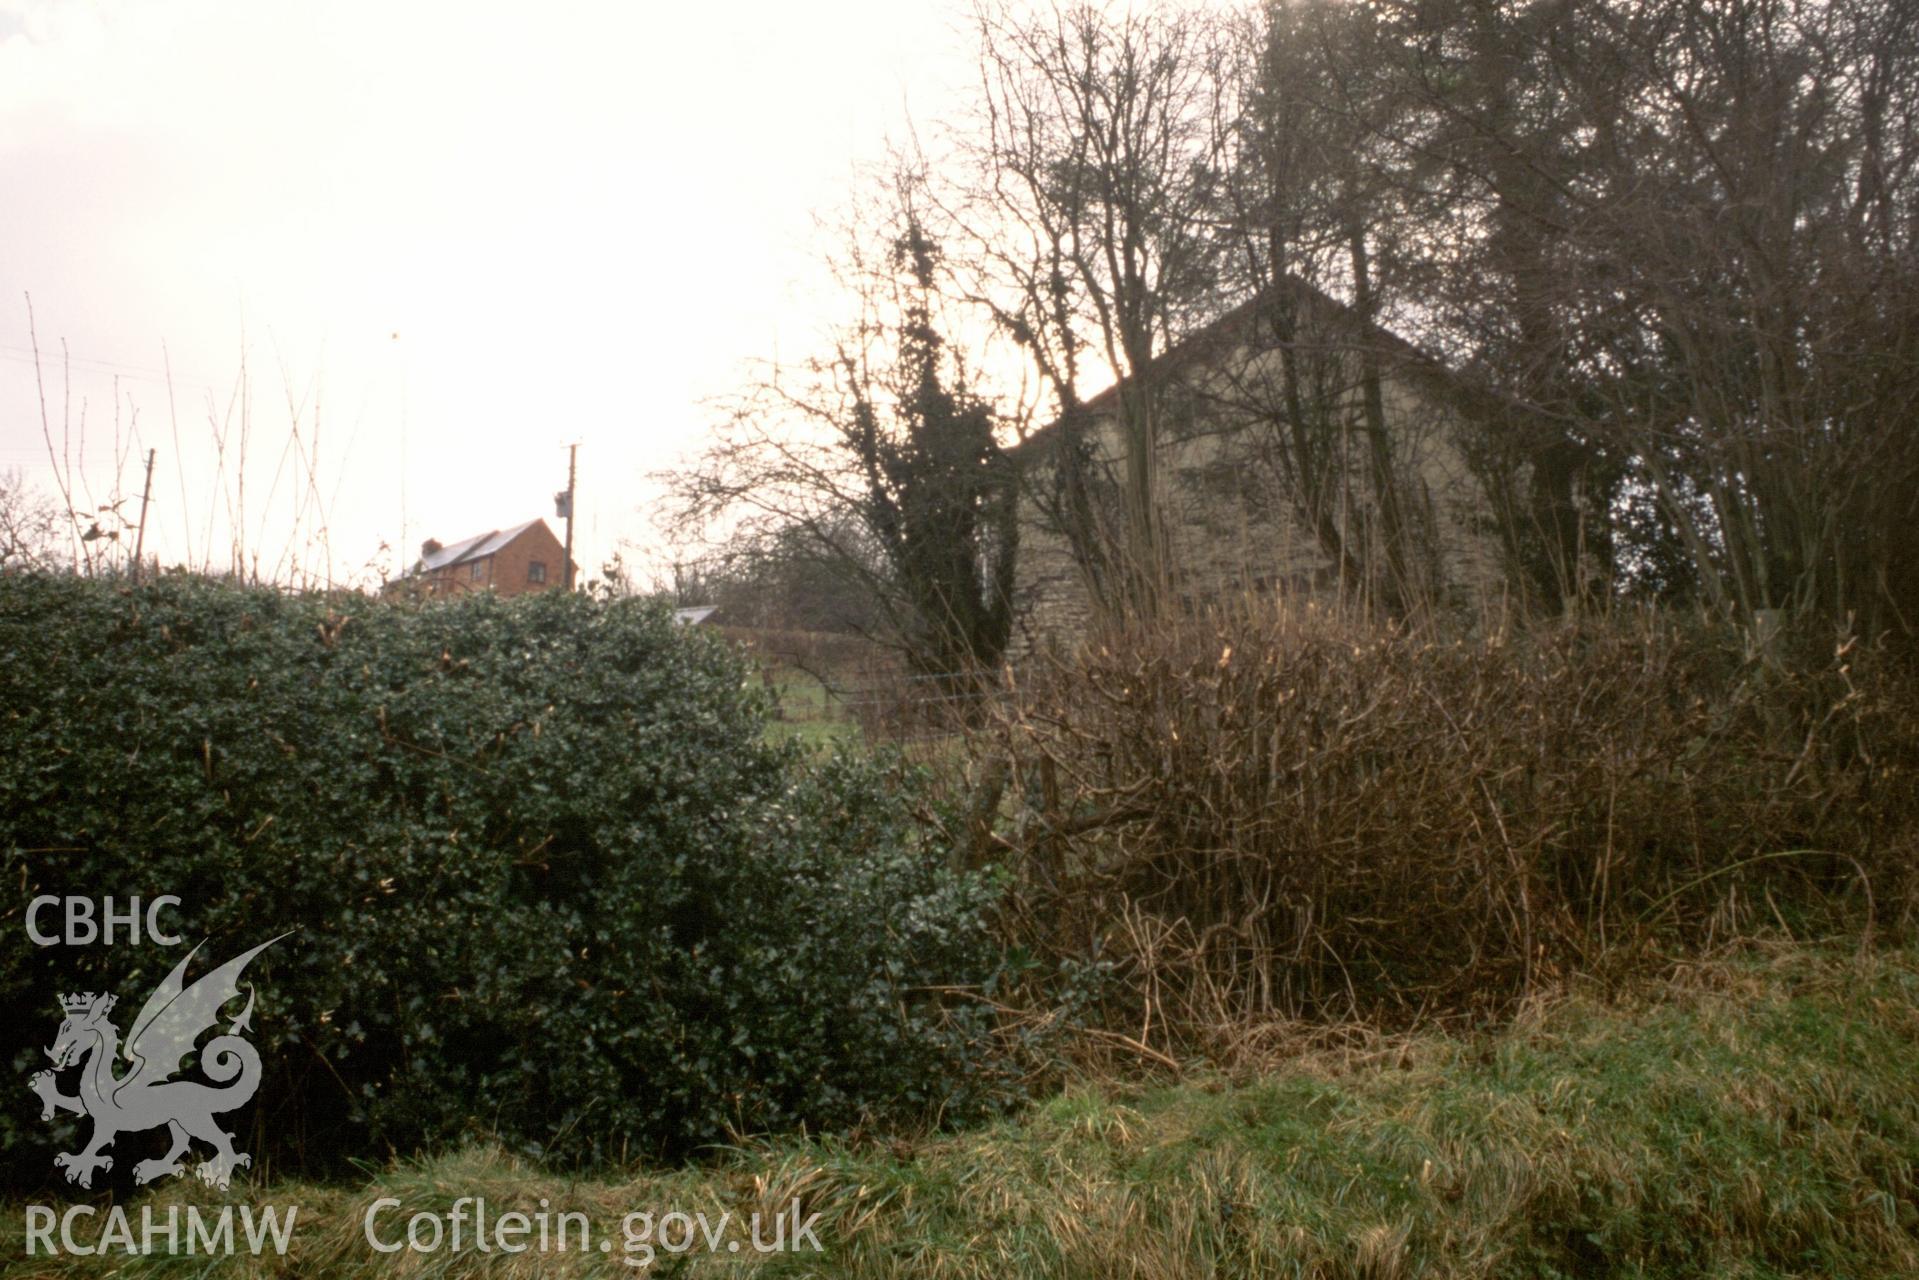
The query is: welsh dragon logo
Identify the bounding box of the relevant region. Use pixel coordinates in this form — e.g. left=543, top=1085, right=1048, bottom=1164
left=29, top=935, right=286, bottom=1191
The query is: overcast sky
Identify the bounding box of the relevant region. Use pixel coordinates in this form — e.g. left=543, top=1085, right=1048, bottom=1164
left=0, top=0, right=976, bottom=587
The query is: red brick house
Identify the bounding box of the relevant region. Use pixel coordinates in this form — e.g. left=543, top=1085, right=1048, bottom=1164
left=388, top=519, right=573, bottom=599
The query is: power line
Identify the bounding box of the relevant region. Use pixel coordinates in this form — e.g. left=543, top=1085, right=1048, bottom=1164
left=0, top=343, right=233, bottom=395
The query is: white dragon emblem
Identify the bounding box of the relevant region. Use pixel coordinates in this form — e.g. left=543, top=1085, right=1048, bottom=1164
left=29, top=935, right=287, bottom=1191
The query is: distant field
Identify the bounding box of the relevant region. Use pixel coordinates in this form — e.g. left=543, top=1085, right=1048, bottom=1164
left=717, top=626, right=971, bottom=750
left=763, top=667, right=861, bottom=747
left=10, top=940, right=1915, bottom=1278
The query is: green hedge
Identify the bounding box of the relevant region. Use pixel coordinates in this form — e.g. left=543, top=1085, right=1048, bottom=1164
left=0, top=573, right=1010, bottom=1186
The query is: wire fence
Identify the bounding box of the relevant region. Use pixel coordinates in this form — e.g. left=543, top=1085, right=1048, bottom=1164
left=836, top=669, right=1010, bottom=743
left=714, top=625, right=1018, bottom=745
left=765, top=663, right=1009, bottom=745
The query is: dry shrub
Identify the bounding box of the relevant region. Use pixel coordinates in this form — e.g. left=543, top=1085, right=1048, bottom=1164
left=981, top=602, right=1918, bottom=1045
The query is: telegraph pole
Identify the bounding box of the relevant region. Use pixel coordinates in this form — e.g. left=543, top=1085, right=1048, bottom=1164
left=131, top=448, right=156, bottom=584
left=557, top=443, right=578, bottom=591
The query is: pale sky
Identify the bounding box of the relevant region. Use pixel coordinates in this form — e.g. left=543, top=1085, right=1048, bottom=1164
left=0, top=0, right=975, bottom=588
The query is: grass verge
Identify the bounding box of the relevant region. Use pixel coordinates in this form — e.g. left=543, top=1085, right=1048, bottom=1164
left=6, top=940, right=1915, bottom=1278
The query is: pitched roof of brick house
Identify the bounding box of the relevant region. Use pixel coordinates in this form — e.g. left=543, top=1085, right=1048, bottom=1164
left=417, top=519, right=545, bottom=572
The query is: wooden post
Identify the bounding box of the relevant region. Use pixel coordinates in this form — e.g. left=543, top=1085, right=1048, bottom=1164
left=131, top=448, right=156, bottom=584
left=562, top=443, right=578, bottom=590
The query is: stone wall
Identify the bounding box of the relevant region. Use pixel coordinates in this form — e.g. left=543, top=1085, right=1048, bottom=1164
left=1008, top=333, right=1507, bottom=658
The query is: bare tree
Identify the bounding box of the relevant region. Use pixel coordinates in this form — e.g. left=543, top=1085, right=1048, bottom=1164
left=669, top=182, right=1020, bottom=677
left=668, top=0, right=1917, bottom=654
left=1368, top=0, right=1919, bottom=640
left=1201, top=0, right=1450, bottom=616
left=0, top=470, right=64, bottom=573
left=950, top=0, right=1236, bottom=618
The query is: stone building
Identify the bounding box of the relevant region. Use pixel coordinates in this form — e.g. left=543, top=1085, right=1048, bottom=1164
left=1009, top=280, right=1512, bottom=653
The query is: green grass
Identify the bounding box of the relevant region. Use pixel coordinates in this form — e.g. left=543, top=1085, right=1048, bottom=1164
left=762, top=669, right=860, bottom=748
left=7, top=941, right=1916, bottom=1278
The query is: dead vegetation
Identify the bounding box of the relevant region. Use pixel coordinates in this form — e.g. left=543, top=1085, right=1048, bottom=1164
left=974, top=600, right=1918, bottom=1055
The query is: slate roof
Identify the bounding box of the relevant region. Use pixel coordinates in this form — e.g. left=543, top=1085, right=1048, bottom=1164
left=418, top=519, right=543, bottom=572
left=1014, top=275, right=1533, bottom=459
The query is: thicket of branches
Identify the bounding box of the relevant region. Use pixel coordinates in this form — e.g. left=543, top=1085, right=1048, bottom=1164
left=980, top=599, right=1919, bottom=1044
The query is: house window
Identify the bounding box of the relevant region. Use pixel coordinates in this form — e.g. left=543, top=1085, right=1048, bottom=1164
left=469, top=560, right=485, bottom=580
left=527, top=561, right=547, bottom=584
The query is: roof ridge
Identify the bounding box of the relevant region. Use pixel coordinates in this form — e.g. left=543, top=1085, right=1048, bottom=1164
left=416, top=519, right=552, bottom=572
